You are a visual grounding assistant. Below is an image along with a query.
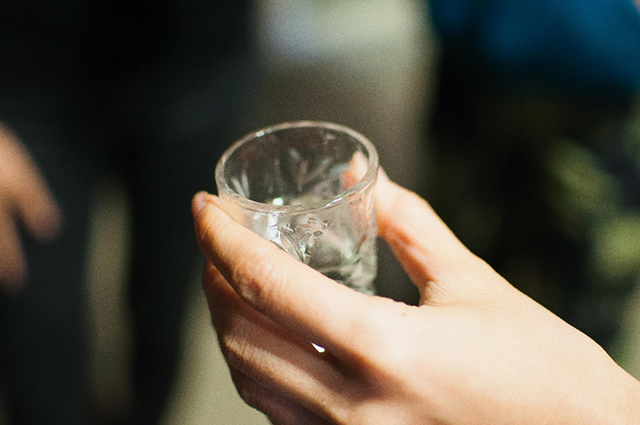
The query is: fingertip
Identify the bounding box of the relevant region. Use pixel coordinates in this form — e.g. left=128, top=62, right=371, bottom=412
left=192, top=191, right=233, bottom=221
left=377, top=166, right=390, bottom=183
left=3, top=275, right=26, bottom=297
left=39, top=204, right=63, bottom=241
left=375, top=167, right=398, bottom=198
left=192, top=191, right=211, bottom=217
left=374, top=168, right=404, bottom=220
left=21, top=198, right=63, bottom=242
left=1, top=263, right=27, bottom=297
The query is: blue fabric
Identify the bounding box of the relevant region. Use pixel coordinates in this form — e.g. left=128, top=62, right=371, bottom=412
left=428, top=0, right=640, bottom=98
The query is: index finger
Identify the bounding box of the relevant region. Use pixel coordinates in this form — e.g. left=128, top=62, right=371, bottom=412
left=192, top=191, right=370, bottom=353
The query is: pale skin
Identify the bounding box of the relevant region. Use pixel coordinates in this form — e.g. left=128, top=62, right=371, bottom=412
left=0, top=123, right=62, bottom=293
left=192, top=171, right=640, bottom=425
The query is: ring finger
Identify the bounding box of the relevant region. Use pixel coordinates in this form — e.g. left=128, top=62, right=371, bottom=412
left=204, top=262, right=350, bottom=419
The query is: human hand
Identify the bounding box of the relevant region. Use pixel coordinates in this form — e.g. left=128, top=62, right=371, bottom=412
left=0, top=124, right=61, bottom=293
left=192, top=173, right=640, bottom=424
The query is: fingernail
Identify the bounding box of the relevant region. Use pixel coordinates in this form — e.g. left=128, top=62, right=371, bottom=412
left=193, top=191, right=210, bottom=216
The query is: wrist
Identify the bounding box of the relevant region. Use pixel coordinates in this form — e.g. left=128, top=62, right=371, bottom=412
left=621, top=372, right=640, bottom=425
left=548, top=341, right=640, bottom=425
left=585, top=359, right=640, bottom=425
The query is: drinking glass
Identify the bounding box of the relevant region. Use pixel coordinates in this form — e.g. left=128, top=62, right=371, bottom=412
left=215, top=121, right=379, bottom=294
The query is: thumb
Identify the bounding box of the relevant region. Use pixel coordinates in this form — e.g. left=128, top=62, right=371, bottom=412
left=375, top=171, right=484, bottom=304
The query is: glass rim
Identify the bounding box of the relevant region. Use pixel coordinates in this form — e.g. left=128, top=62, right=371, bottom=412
left=215, top=120, right=379, bottom=213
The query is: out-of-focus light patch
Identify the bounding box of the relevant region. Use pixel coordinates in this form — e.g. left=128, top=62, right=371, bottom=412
left=272, top=197, right=284, bottom=206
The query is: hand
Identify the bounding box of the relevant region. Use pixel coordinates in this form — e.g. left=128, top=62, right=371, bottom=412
left=192, top=173, right=640, bottom=425
left=0, top=124, right=61, bottom=293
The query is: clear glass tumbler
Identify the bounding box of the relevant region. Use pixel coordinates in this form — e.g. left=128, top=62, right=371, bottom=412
left=215, top=121, right=379, bottom=294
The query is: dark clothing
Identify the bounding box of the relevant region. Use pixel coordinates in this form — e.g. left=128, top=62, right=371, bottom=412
left=0, top=2, right=254, bottom=424
left=0, top=0, right=251, bottom=90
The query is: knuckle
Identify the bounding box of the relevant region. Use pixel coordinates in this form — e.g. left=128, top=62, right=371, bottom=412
left=347, top=300, right=412, bottom=371
left=359, top=337, right=404, bottom=375
left=231, top=247, right=286, bottom=311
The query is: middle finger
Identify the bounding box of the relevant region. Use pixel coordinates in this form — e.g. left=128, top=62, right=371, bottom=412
left=204, top=262, right=351, bottom=420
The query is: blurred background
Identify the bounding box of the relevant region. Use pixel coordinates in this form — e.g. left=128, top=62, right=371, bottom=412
left=1, top=0, right=639, bottom=424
